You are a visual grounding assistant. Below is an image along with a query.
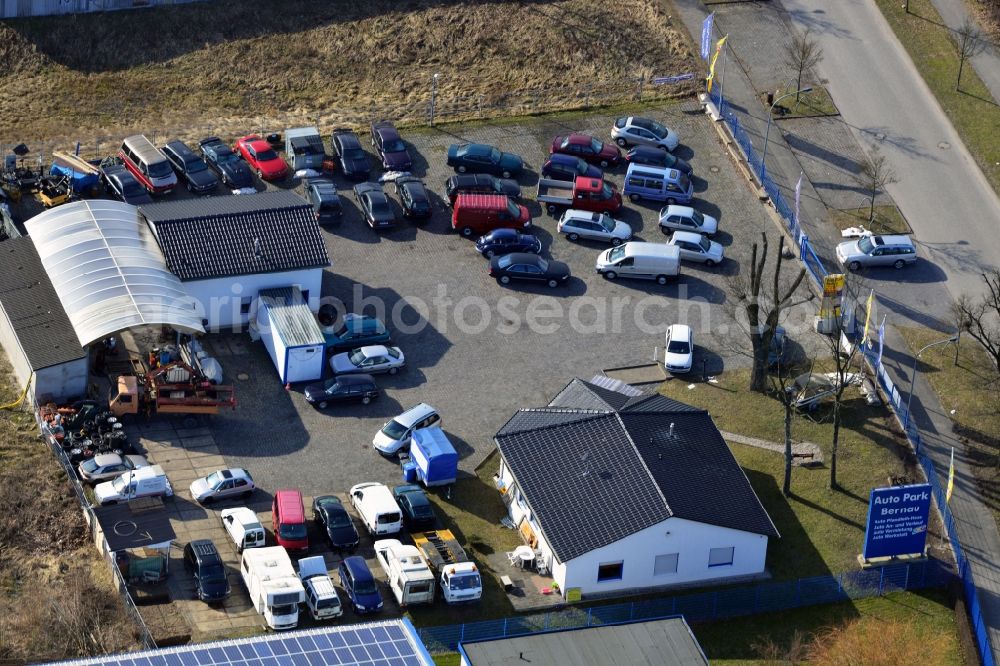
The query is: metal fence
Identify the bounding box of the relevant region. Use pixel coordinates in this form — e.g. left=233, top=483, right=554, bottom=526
left=861, top=343, right=995, bottom=665
left=33, top=406, right=158, bottom=650
left=417, top=559, right=951, bottom=653
left=1, top=0, right=206, bottom=19
left=709, top=87, right=827, bottom=286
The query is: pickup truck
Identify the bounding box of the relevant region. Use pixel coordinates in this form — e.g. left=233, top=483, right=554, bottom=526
left=536, top=176, right=622, bottom=216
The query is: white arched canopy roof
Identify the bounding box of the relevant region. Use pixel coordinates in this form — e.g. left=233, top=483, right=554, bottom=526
left=24, top=200, right=205, bottom=347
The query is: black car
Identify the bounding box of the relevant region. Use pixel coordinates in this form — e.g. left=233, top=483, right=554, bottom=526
left=625, top=145, right=692, bottom=175
left=312, top=495, right=360, bottom=553
left=394, top=176, right=432, bottom=220
left=475, top=228, right=542, bottom=258
left=447, top=143, right=524, bottom=179
left=101, top=164, right=153, bottom=205
left=198, top=137, right=254, bottom=189
left=370, top=120, right=412, bottom=171
left=332, top=129, right=370, bottom=181
left=304, top=374, right=379, bottom=408
left=392, top=484, right=437, bottom=531
left=444, top=173, right=520, bottom=205
left=183, top=540, right=230, bottom=603
left=540, top=153, right=603, bottom=182
left=489, top=253, right=570, bottom=288
left=161, top=140, right=219, bottom=194
left=354, top=182, right=396, bottom=230
left=304, top=178, right=343, bottom=225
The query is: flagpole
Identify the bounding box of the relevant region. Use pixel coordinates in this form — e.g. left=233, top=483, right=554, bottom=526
left=719, top=37, right=728, bottom=109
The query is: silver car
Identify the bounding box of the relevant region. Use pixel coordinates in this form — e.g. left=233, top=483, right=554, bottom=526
left=658, top=205, right=718, bottom=236
left=557, top=209, right=632, bottom=245
left=612, top=116, right=679, bottom=152
left=836, top=234, right=916, bottom=270
left=668, top=230, right=724, bottom=266
left=78, top=453, right=149, bottom=484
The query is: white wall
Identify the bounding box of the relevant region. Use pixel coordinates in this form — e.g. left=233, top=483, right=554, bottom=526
left=499, top=455, right=770, bottom=598
left=0, top=305, right=87, bottom=404
left=0, top=306, right=34, bottom=395
left=561, top=517, right=769, bottom=597
left=182, top=269, right=323, bottom=331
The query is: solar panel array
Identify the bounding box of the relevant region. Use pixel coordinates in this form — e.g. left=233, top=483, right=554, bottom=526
left=56, top=621, right=430, bottom=666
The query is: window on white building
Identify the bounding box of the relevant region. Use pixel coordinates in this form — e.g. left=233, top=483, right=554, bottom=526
left=708, top=546, right=735, bottom=567
left=597, top=561, right=624, bottom=582
left=653, top=553, right=679, bottom=575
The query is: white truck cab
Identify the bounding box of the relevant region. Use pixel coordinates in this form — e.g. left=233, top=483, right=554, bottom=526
left=240, top=546, right=305, bottom=630
left=298, top=556, right=343, bottom=620
left=220, top=507, right=267, bottom=552
left=349, top=482, right=402, bottom=536
left=94, top=465, right=173, bottom=505
left=412, top=530, right=483, bottom=603
left=374, top=539, right=435, bottom=606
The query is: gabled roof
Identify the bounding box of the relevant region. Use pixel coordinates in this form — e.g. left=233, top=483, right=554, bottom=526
left=141, top=190, right=330, bottom=281
left=496, top=379, right=778, bottom=562
left=0, top=237, right=86, bottom=370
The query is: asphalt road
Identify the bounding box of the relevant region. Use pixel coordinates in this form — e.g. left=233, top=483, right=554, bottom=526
left=782, top=0, right=1000, bottom=317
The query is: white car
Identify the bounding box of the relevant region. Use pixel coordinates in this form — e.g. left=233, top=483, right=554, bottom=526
left=329, top=345, right=405, bottom=375
left=372, top=403, right=441, bottom=456
left=668, top=231, right=725, bottom=266
left=658, top=205, right=718, bottom=236
left=664, top=324, right=694, bottom=374
left=611, top=116, right=680, bottom=152
left=78, top=453, right=149, bottom=484
left=189, top=468, right=255, bottom=504
left=221, top=507, right=267, bottom=552
left=557, top=209, right=632, bottom=246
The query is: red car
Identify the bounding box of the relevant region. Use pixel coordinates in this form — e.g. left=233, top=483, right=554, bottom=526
left=234, top=135, right=289, bottom=181
left=550, top=133, right=621, bottom=168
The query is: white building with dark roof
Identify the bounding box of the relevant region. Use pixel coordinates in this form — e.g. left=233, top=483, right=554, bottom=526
left=495, top=378, right=779, bottom=599
left=140, top=190, right=331, bottom=330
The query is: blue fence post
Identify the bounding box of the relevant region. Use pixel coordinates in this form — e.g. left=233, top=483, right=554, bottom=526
left=587, top=607, right=593, bottom=626
left=837, top=573, right=843, bottom=596
left=629, top=602, right=635, bottom=620
left=878, top=567, right=885, bottom=596
left=503, top=618, right=508, bottom=638
left=904, top=563, right=910, bottom=590
left=460, top=623, right=465, bottom=644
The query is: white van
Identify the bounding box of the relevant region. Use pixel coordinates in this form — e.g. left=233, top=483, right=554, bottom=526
left=350, top=482, right=403, bottom=536
left=298, top=556, right=343, bottom=620
left=595, top=242, right=681, bottom=285
left=119, top=134, right=178, bottom=194
left=94, top=465, right=173, bottom=505
left=220, top=506, right=267, bottom=552
left=372, top=403, right=441, bottom=456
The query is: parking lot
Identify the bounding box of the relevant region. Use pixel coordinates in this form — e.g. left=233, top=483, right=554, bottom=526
left=111, top=99, right=829, bottom=637
left=191, top=99, right=814, bottom=496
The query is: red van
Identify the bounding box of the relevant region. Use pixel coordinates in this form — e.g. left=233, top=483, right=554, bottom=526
left=452, top=194, right=531, bottom=238
left=118, top=135, right=178, bottom=195
left=272, top=488, right=308, bottom=552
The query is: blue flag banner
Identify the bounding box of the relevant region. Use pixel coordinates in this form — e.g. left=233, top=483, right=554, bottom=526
left=701, top=13, right=715, bottom=61
left=862, top=484, right=931, bottom=559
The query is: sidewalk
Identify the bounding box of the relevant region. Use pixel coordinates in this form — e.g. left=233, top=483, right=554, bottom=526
left=927, top=0, right=1000, bottom=106
left=670, top=0, right=1000, bottom=661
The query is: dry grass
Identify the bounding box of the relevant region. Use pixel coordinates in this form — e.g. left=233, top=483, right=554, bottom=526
left=807, top=615, right=958, bottom=665
left=0, top=358, right=142, bottom=662
left=0, top=0, right=697, bottom=145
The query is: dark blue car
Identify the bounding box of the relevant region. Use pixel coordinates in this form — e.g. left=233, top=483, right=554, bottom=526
left=475, top=228, right=542, bottom=258
left=338, top=556, right=382, bottom=614
left=540, top=153, right=603, bottom=182
left=447, top=143, right=524, bottom=179
left=625, top=145, right=692, bottom=175
left=198, top=137, right=254, bottom=189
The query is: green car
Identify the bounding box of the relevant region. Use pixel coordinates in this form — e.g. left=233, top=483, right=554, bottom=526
left=323, top=314, right=391, bottom=352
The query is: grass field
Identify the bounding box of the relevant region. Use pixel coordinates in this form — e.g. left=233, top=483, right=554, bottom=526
left=874, top=0, right=1000, bottom=198
left=659, top=368, right=943, bottom=579
left=0, top=0, right=697, bottom=143
left=0, top=358, right=142, bottom=662
left=829, top=205, right=912, bottom=236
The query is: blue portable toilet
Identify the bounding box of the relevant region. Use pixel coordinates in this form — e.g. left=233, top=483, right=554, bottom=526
left=410, top=427, right=458, bottom=487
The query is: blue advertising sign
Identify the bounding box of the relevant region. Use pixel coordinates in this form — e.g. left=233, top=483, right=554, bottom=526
left=701, top=13, right=715, bottom=61
left=862, top=484, right=931, bottom=559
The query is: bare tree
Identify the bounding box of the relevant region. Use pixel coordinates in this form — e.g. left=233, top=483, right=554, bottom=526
left=824, top=318, right=861, bottom=490
left=855, top=147, right=898, bottom=224
left=783, top=28, right=824, bottom=103
left=956, top=20, right=987, bottom=91
left=953, top=270, right=1000, bottom=373
left=769, top=356, right=807, bottom=497
left=729, top=233, right=812, bottom=393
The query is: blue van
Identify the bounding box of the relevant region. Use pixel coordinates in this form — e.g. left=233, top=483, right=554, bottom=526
left=338, top=555, right=383, bottom=614
left=623, top=164, right=693, bottom=204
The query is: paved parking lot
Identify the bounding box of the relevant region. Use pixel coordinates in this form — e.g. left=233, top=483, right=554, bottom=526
left=200, top=100, right=810, bottom=496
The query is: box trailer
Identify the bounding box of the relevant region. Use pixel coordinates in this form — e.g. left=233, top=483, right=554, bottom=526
left=285, top=127, right=326, bottom=172
left=255, top=287, right=326, bottom=384
left=410, top=427, right=458, bottom=486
